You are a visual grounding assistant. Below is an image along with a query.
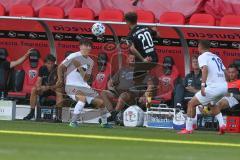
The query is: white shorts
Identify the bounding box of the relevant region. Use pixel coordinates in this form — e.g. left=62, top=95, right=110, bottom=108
left=65, top=83, right=99, bottom=104
left=195, top=83, right=228, bottom=106
left=217, top=96, right=239, bottom=108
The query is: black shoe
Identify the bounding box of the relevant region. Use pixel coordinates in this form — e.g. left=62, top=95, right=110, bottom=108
left=23, top=112, right=34, bottom=120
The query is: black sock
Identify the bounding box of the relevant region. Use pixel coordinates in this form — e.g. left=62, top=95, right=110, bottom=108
left=30, top=108, right=35, bottom=115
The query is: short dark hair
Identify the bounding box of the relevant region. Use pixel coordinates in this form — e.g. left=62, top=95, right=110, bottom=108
left=228, top=63, right=238, bottom=70
left=125, top=12, right=138, bottom=24
left=44, top=54, right=56, bottom=63
left=199, top=40, right=211, bottom=50
left=79, top=38, right=93, bottom=47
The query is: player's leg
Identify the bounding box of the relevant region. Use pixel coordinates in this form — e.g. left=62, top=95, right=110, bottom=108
left=133, top=62, right=156, bottom=85
left=101, top=90, right=117, bottom=112
left=211, top=96, right=239, bottom=134
left=115, top=92, right=134, bottom=111
left=69, top=92, right=87, bottom=127
left=186, top=97, right=201, bottom=131
left=207, top=85, right=228, bottom=134
left=210, top=102, right=226, bottom=134
left=91, top=96, right=112, bottom=128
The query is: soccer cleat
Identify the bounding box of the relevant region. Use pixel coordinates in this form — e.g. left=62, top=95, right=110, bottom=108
left=217, top=125, right=226, bottom=135
left=193, top=124, right=197, bottom=130
left=177, top=129, right=193, bottom=134
left=23, top=113, right=34, bottom=120
left=69, top=122, right=79, bottom=128
left=101, top=123, right=113, bottom=128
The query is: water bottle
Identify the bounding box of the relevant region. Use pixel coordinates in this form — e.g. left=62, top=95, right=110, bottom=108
left=0, top=91, right=4, bottom=100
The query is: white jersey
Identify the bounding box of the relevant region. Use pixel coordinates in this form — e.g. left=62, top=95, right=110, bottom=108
left=61, top=51, right=94, bottom=86
left=198, top=51, right=226, bottom=86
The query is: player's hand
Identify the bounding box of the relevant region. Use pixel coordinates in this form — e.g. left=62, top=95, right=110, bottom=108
left=138, top=96, right=146, bottom=103
left=24, top=48, right=34, bottom=58
left=186, top=86, right=197, bottom=93
left=201, top=86, right=206, bottom=96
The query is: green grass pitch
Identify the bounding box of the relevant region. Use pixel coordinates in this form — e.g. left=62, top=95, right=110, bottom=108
left=0, top=120, right=239, bottom=160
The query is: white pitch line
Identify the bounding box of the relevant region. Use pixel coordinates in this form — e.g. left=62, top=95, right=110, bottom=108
left=0, top=130, right=240, bottom=147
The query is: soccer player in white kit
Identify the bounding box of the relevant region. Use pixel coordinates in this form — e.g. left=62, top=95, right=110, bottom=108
left=178, top=40, right=228, bottom=134
left=56, top=38, right=111, bottom=128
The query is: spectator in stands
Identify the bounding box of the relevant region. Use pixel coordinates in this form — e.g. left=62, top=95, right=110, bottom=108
left=23, top=54, right=57, bottom=120
left=0, top=48, right=31, bottom=71
left=101, top=53, right=155, bottom=122
left=174, top=55, right=201, bottom=110
left=0, top=48, right=31, bottom=96
left=150, top=56, right=180, bottom=106
left=211, top=64, right=240, bottom=115
left=92, top=52, right=111, bottom=92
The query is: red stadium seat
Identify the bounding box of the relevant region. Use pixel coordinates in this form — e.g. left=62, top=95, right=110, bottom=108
left=39, top=6, right=64, bottom=19
left=159, top=12, right=185, bottom=25
left=220, top=15, right=240, bottom=27
left=10, top=5, right=35, bottom=17
left=99, top=9, right=124, bottom=22
left=69, top=8, right=95, bottom=20
left=189, top=13, right=215, bottom=26
left=136, top=10, right=155, bottom=23
left=0, top=4, right=5, bottom=16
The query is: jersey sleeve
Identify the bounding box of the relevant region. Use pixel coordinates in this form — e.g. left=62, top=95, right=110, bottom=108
left=126, top=32, right=134, bottom=46
left=61, top=53, right=78, bottom=67
left=198, top=54, right=207, bottom=68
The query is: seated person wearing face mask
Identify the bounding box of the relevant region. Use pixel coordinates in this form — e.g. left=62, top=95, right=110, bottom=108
left=92, top=52, right=111, bottom=92
left=150, top=56, right=180, bottom=106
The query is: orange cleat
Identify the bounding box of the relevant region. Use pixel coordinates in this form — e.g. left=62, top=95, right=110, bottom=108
left=217, top=125, right=226, bottom=135
left=177, top=129, right=193, bottom=134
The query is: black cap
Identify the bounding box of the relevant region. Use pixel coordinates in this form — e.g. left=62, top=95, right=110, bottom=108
left=0, top=48, right=8, bottom=60
left=163, top=56, right=174, bottom=67
left=29, top=49, right=40, bottom=68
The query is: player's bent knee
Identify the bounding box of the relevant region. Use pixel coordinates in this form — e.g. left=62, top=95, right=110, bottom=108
left=75, top=94, right=86, bottom=102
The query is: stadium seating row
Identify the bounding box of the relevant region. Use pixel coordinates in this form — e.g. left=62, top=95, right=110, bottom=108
left=0, top=4, right=240, bottom=26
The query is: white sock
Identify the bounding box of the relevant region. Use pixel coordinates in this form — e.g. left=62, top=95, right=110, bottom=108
left=215, top=112, right=225, bottom=127
left=186, top=117, right=193, bottom=131
left=74, top=101, right=85, bottom=114
left=193, top=106, right=201, bottom=125
left=100, top=108, right=107, bottom=124
left=71, top=101, right=85, bottom=123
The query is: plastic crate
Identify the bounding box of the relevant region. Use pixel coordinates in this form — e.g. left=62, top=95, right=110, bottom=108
left=226, top=116, right=240, bottom=133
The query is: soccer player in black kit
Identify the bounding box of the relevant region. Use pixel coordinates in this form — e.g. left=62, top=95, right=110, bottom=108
left=125, top=11, right=160, bottom=86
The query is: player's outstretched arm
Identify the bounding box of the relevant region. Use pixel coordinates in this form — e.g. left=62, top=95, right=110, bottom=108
left=151, top=26, right=160, bottom=38
left=10, top=48, right=31, bottom=68
left=129, top=43, right=145, bottom=62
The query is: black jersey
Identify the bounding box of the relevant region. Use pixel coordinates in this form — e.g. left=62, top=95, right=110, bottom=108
left=127, top=25, right=158, bottom=63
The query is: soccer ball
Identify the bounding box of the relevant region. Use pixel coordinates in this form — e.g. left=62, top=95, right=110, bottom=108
left=91, top=22, right=105, bottom=36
